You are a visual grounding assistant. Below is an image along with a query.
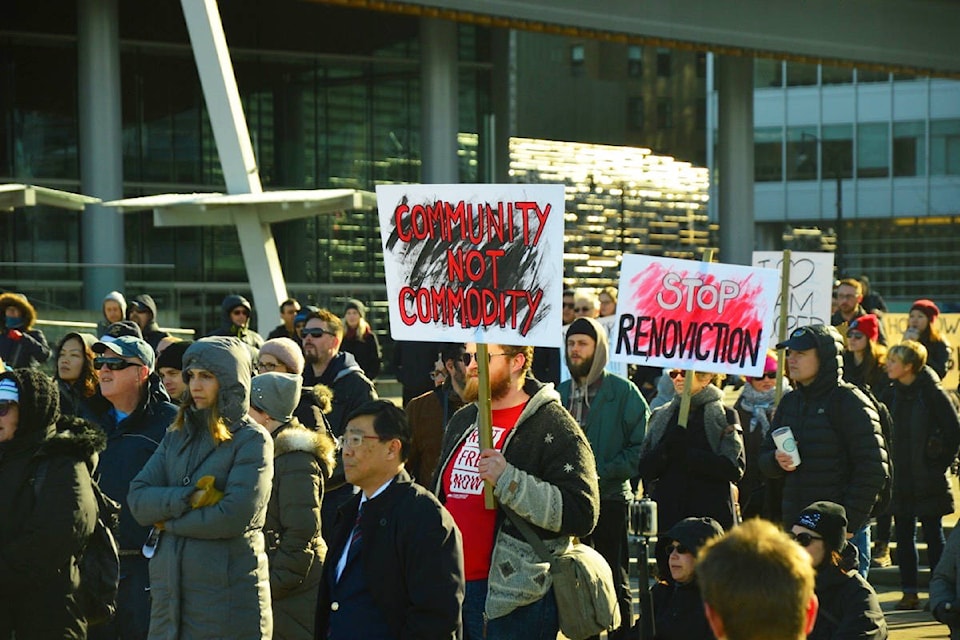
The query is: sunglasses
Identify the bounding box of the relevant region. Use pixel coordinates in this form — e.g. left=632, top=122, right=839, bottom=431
left=459, top=352, right=512, bottom=366
left=848, top=331, right=865, bottom=340
left=759, top=371, right=778, bottom=380
left=787, top=531, right=824, bottom=547
left=93, top=357, right=142, bottom=371
left=231, top=308, right=250, bottom=316
left=668, top=369, right=685, bottom=379
left=668, top=543, right=691, bottom=555
left=302, top=327, right=335, bottom=338
left=0, top=401, right=16, bottom=417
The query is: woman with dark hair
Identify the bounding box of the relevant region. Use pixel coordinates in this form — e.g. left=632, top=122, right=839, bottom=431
left=842, top=314, right=890, bottom=395
left=54, top=332, right=99, bottom=418
left=791, top=501, right=887, bottom=639
left=0, top=368, right=105, bottom=638
left=339, top=299, right=381, bottom=380
left=903, top=299, right=952, bottom=380
left=128, top=336, right=274, bottom=639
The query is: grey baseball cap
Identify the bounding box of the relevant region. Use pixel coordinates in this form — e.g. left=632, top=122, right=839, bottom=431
left=93, top=335, right=156, bottom=371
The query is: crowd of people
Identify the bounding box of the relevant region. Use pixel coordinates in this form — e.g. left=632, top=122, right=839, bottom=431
left=0, top=278, right=957, bottom=640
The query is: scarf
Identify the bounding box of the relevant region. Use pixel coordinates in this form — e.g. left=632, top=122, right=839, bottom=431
left=642, top=382, right=729, bottom=457
left=738, top=384, right=779, bottom=437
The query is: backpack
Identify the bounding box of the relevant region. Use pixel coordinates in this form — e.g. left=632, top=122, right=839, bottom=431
left=33, top=459, right=122, bottom=627
left=829, top=383, right=894, bottom=517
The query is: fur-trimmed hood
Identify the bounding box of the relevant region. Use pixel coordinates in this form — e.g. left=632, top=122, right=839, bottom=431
left=273, top=419, right=336, bottom=476
left=41, top=415, right=108, bottom=469
left=0, top=292, right=37, bottom=330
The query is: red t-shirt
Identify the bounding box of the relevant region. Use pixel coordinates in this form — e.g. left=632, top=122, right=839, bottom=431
left=442, top=402, right=526, bottom=581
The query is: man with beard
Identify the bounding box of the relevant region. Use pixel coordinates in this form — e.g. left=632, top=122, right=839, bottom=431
left=405, top=343, right=468, bottom=484
left=831, top=278, right=888, bottom=345
left=432, top=342, right=600, bottom=640
left=301, top=308, right=378, bottom=535
left=558, top=316, right=649, bottom=638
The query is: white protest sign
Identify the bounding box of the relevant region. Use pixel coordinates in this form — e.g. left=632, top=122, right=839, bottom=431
left=752, top=251, right=835, bottom=347
left=611, top=254, right=780, bottom=377
left=377, top=184, right=565, bottom=347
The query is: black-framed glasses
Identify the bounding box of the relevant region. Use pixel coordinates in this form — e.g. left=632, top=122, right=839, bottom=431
left=256, top=361, right=279, bottom=372
left=787, top=531, right=824, bottom=547
left=93, top=357, right=142, bottom=371
left=460, top=352, right=511, bottom=366
left=668, top=542, right=691, bottom=555
left=337, top=433, right=383, bottom=450
left=0, top=401, right=16, bottom=417
left=760, top=371, right=778, bottom=380
left=302, top=327, right=335, bottom=338
left=668, top=369, right=685, bottom=380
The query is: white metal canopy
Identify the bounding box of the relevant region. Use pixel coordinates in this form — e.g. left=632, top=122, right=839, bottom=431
left=0, top=184, right=101, bottom=212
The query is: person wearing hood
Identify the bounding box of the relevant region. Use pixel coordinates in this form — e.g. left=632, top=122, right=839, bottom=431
left=880, top=340, right=960, bottom=611
left=128, top=337, right=274, bottom=639
left=54, top=331, right=99, bottom=418
left=210, top=294, right=264, bottom=353
left=82, top=335, right=177, bottom=640
left=790, top=501, right=887, bottom=639
left=650, top=517, right=724, bottom=640
left=258, top=337, right=333, bottom=434
left=96, top=291, right=127, bottom=338
left=0, top=292, right=51, bottom=369
left=639, top=367, right=745, bottom=533
left=301, top=309, right=378, bottom=538
left=248, top=372, right=335, bottom=640
left=759, top=325, right=889, bottom=568
left=558, top=316, right=649, bottom=639
left=735, top=350, right=791, bottom=521
left=0, top=368, right=105, bottom=638
left=125, top=294, right=170, bottom=353
left=339, top=298, right=382, bottom=380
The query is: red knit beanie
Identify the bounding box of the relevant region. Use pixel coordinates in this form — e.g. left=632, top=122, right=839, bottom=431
left=910, top=299, right=940, bottom=323
left=848, top=314, right=879, bottom=343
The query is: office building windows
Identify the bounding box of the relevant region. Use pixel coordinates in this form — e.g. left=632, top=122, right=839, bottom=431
left=821, top=65, right=853, bottom=85
left=857, top=123, right=890, bottom=178
left=656, top=48, right=671, bottom=77
left=893, top=121, right=926, bottom=177
left=786, top=62, right=818, bottom=86
left=755, top=127, right=783, bottom=182
left=787, top=127, right=818, bottom=180
left=822, top=124, right=853, bottom=179
left=755, top=58, right=784, bottom=88
left=930, top=119, right=960, bottom=176
left=856, top=68, right=890, bottom=83
left=627, top=45, right=643, bottom=78
left=570, top=44, right=585, bottom=76
left=656, top=98, right=673, bottom=129
left=627, top=97, right=645, bottom=130
left=695, top=52, right=707, bottom=78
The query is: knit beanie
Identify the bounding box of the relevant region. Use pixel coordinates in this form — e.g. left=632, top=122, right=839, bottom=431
left=344, top=298, right=367, bottom=318
left=567, top=317, right=599, bottom=343
left=0, top=377, right=18, bottom=403
left=848, top=314, right=880, bottom=343
left=664, top=517, right=724, bottom=555
left=156, top=341, right=192, bottom=371
left=795, top=501, right=848, bottom=553
left=250, top=372, right=302, bottom=424
left=910, top=299, right=940, bottom=323
left=259, top=338, right=305, bottom=375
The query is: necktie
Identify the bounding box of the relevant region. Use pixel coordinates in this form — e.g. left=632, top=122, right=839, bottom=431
left=346, top=506, right=363, bottom=566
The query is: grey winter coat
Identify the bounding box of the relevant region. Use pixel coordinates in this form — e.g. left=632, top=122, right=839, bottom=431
left=265, top=419, right=335, bottom=640
left=128, top=337, right=274, bottom=640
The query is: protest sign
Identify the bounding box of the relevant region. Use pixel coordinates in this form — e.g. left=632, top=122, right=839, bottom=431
left=377, top=184, right=565, bottom=347
left=752, top=251, right=834, bottom=347
left=612, top=254, right=780, bottom=377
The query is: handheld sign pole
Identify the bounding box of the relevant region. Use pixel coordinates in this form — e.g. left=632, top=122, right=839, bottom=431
left=476, top=343, right=496, bottom=509
left=678, top=249, right=715, bottom=428
left=775, top=250, right=791, bottom=404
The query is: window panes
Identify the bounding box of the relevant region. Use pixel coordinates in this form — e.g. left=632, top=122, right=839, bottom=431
left=754, top=59, right=784, bottom=88
left=786, top=127, right=818, bottom=180
left=821, top=65, right=853, bottom=85
left=627, top=45, right=643, bottom=78
left=656, top=48, right=671, bottom=77
left=656, top=98, right=673, bottom=129
left=786, top=62, right=818, bottom=86
left=822, top=124, right=853, bottom=179
left=755, top=127, right=783, bottom=182
left=857, top=123, right=890, bottom=178
left=930, top=119, right=960, bottom=176
left=893, top=121, right=926, bottom=177
left=856, top=69, right=890, bottom=83
left=627, top=97, right=644, bottom=130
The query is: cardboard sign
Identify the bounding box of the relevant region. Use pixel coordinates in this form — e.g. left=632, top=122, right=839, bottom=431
left=752, top=251, right=835, bottom=347
left=611, top=254, right=780, bottom=377
left=377, top=184, right=565, bottom=347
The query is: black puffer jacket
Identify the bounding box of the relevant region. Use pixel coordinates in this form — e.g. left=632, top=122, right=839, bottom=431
left=0, top=369, right=104, bottom=639
left=808, top=563, right=887, bottom=640
left=759, top=325, right=889, bottom=532
left=881, top=366, right=960, bottom=517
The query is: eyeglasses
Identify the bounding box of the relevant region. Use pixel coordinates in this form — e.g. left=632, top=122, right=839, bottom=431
left=848, top=331, right=865, bottom=340
left=668, top=369, right=685, bottom=380
left=231, top=308, right=250, bottom=316
left=337, top=433, right=382, bottom=450
left=129, top=302, right=149, bottom=313
left=460, top=352, right=512, bottom=366
left=93, top=357, right=142, bottom=371
left=0, top=401, right=16, bottom=417
left=257, top=361, right=279, bottom=372
left=760, top=371, right=777, bottom=380
left=668, top=543, right=691, bottom=555
left=787, top=531, right=824, bottom=547
left=302, top=327, right=335, bottom=338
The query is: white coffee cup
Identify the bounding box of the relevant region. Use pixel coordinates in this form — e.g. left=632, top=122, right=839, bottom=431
left=772, top=426, right=801, bottom=467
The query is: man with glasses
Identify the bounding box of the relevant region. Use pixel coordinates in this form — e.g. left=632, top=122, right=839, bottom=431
left=432, top=342, right=599, bottom=640
left=302, top=309, right=378, bottom=535
left=84, top=335, right=178, bottom=640
left=125, top=294, right=170, bottom=352
left=559, top=317, right=648, bottom=638
left=830, top=278, right=888, bottom=345
left=317, top=400, right=464, bottom=640
left=405, top=343, right=468, bottom=484
left=210, top=294, right=264, bottom=353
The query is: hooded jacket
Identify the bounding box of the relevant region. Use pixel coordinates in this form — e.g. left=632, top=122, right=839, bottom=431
left=0, top=369, right=103, bottom=639
left=96, top=291, right=127, bottom=338
left=808, top=562, right=887, bottom=640
left=210, top=294, right=264, bottom=351
left=0, top=293, right=51, bottom=369
left=759, top=325, right=889, bottom=532
left=559, top=317, right=650, bottom=502
left=881, top=365, right=960, bottom=516
left=128, top=337, right=274, bottom=640
left=127, top=294, right=170, bottom=352
left=265, top=419, right=336, bottom=640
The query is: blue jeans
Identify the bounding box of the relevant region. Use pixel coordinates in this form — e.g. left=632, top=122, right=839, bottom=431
left=852, top=523, right=871, bottom=579
left=485, top=588, right=559, bottom=640
left=463, top=579, right=487, bottom=640
left=895, top=514, right=945, bottom=593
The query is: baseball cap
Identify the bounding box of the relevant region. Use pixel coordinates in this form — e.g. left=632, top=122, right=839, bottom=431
left=776, top=326, right=818, bottom=352
left=93, top=335, right=156, bottom=371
